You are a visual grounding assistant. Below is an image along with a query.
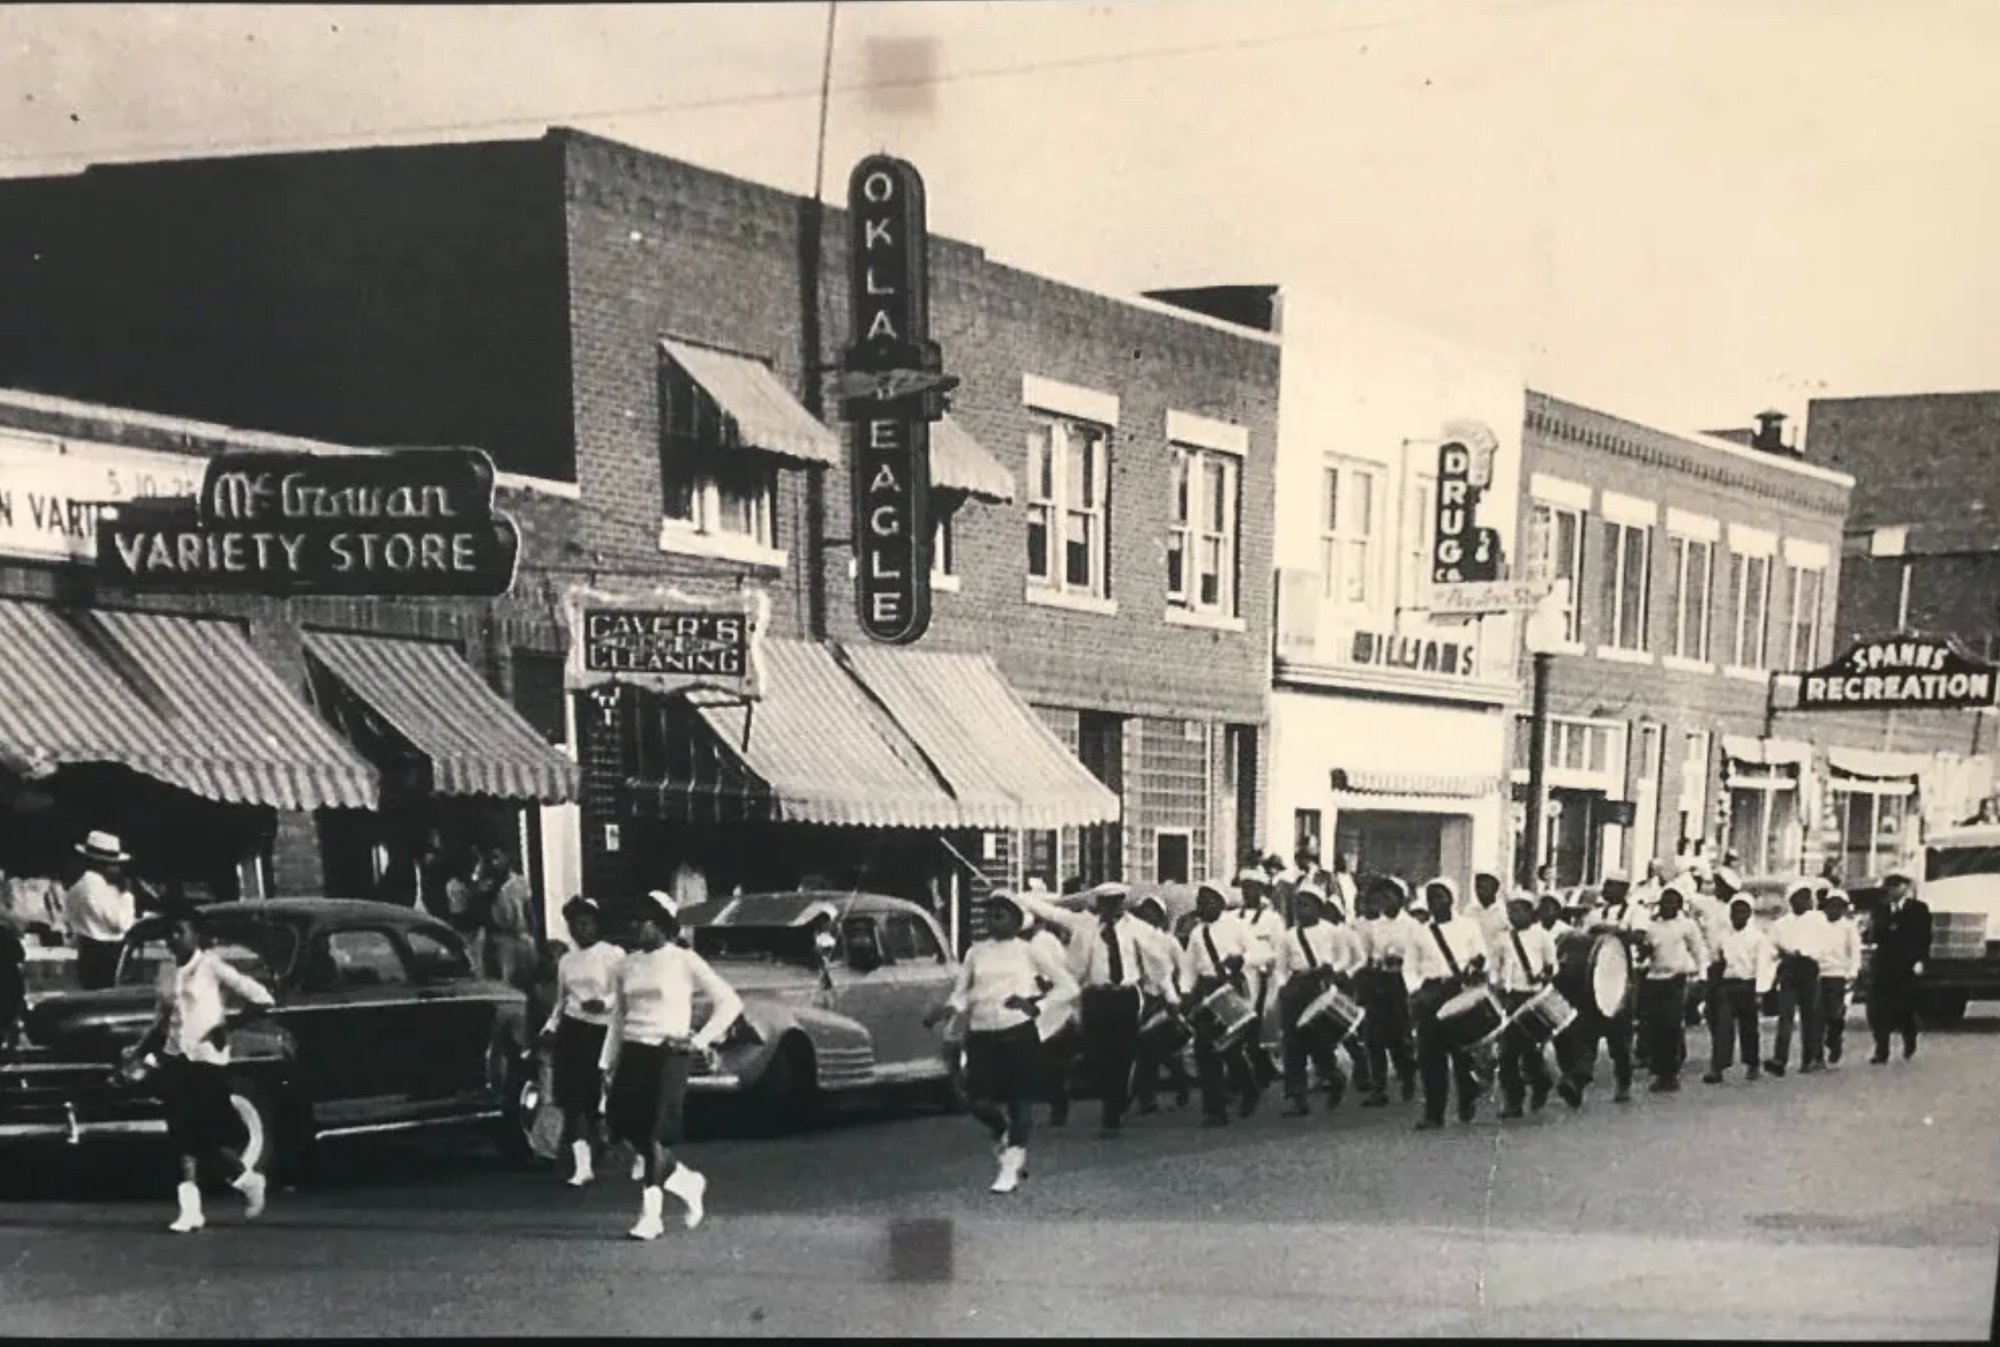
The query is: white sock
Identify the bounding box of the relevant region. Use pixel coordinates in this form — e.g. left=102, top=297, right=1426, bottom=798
left=170, top=1181, right=204, bottom=1230
left=661, top=1163, right=707, bottom=1229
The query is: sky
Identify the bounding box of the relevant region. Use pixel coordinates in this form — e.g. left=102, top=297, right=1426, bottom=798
left=2, top=0, right=1997, bottom=438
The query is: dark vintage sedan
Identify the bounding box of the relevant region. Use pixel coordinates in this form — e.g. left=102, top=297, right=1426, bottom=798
left=0, top=899, right=535, bottom=1180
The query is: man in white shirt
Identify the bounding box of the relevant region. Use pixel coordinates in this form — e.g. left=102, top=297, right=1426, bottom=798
left=1470, top=872, right=1512, bottom=947
left=1703, top=895, right=1775, bottom=1085
left=925, top=893, right=1077, bottom=1194
left=1356, top=877, right=1420, bottom=1106
left=1126, top=895, right=1194, bottom=1116
left=1490, top=894, right=1560, bottom=1118
left=1817, top=890, right=1864, bottom=1067
left=1022, top=911, right=1085, bottom=1126
left=1766, top=884, right=1827, bottom=1077
left=65, top=831, right=139, bottom=991
left=1015, top=882, right=1176, bottom=1138
left=1636, top=885, right=1710, bottom=1093
left=1272, top=886, right=1358, bottom=1116
left=1407, top=878, right=1492, bottom=1130
left=123, top=905, right=277, bottom=1233
left=1231, top=871, right=1285, bottom=1089
left=1181, top=884, right=1262, bottom=1127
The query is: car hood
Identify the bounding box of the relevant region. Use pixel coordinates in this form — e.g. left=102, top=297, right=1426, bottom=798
left=20, top=986, right=160, bottom=1058
left=699, top=961, right=826, bottom=1000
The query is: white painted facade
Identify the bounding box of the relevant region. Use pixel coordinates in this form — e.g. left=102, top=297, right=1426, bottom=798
left=1265, top=292, right=1528, bottom=892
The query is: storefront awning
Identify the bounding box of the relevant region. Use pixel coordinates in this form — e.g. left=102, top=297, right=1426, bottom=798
left=1827, top=745, right=1927, bottom=781
left=0, top=601, right=380, bottom=811
left=659, top=338, right=842, bottom=467
left=1334, top=770, right=1498, bottom=800
left=302, top=631, right=580, bottom=804
left=836, top=644, right=1122, bottom=830
left=930, top=415, right=1015, bottom=503
left=1720, top=734, right=1812, bottom=769
left=691, top=639, right=968, bottom=829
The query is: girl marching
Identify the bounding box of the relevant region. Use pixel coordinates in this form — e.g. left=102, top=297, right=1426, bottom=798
left=537, top=897, right=625, bottom=1187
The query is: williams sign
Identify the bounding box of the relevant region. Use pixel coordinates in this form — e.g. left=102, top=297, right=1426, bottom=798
left=95, top=447, right=519, bottom=597
left=1795, top=634, right=2000, bottom=712
left=843, top=154, right=947, bottom=647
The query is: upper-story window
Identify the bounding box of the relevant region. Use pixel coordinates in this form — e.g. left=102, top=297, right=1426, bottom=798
left=1026, top=415, right=1111, bottom=599
left=1784, top=558, right=1827, bottom=669
left=932, top=514, right=956, bottom=580
left=1729, top=551, right=1774, bottom=668
left=1167, top=445, right=1241, bottom=617
left=1527, top=501, right=1586, bottom=643
left=1601, top=519, right=1653, bottom=652
left=1401, top=473, right=1437, bottom=612
left=1672, top=523, right=1720, bottom=659
left=662, top=454, right=776, bottom=548
left=1321, top=458, right=1382, bottom=609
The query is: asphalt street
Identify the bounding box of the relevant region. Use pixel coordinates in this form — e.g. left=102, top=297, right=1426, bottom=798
left=2, top=1009, right=1996, bottom=1339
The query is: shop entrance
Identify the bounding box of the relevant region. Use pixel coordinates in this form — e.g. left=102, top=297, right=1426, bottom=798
left=1334, top=811, right=1468, bottom=891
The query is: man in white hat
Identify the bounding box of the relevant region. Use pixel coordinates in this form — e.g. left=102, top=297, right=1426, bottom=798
left=1231, top=869, right=1284, bottom=1087
left=1126, top=893, right=1193, bottom=1115
left=1181, top=882, right=1262, bottom=1126
left=65, top=830, right=139, bottom=991
left=1816, top=889, right=1863, bottom=1066
left=1405, top=877, right=1491, bottom=1129
left=1356, top=875, right=1421, bottom=1105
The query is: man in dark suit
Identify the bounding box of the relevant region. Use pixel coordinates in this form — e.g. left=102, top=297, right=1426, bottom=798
left=1866, top=869, right=1933, bottom=1063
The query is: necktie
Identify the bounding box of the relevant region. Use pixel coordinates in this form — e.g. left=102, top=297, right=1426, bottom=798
left=1101, top=922, right=1125, bottom=986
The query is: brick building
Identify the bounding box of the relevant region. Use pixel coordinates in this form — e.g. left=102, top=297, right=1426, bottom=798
left=0, top=391, right=583, bottom=937
left=0, top=129, right=1279, bottom=930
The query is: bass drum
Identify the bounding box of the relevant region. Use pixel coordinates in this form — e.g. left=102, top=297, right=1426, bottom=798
left=1589, top=935, right=1634, bottom=1020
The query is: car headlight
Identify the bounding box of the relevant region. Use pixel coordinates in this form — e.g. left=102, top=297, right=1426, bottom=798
left=720, top=1019, right=763, bottom=1050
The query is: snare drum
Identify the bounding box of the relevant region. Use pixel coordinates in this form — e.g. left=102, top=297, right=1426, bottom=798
left=1138, top=1000, right=1192, bottom=1056
left=1508, top=985, right=1579, bottom=1046
left=1589, top=936, right=1635, bottom=1020
left=1189, top=983, right=1259, bottom=1049
left=1435, top=986, right=1506, bottom=1052
left=1298, top=983, right=1367, bottom=1044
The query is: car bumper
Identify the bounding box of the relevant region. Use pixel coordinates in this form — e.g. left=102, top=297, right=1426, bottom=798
left=685, top=1072, right=744, bottom=1092
left=0, top=1117, right=167, bottom=1142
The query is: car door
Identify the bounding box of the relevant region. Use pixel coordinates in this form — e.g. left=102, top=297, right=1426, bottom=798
left=879, top=912, right=956, bottom=1073
left=828, top=914, right=907, bottom=1074
left=399, top=926, right=499, bottom=1106
left=286, top=926, right=423, bottom=1123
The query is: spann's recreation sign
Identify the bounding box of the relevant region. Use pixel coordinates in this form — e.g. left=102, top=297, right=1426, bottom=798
left=95, top=448, right=520, bottom=597
left=1795, top=633, right=2000, bottom=712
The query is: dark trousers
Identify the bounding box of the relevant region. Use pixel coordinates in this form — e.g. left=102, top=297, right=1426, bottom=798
left=1708, top=978, right=1761, bottom=1073
left=1131, top=1014, right=1193, bottom=1108
left=1275, top=975, right=1348, bottom=1103
left=1079, top=986, right=1143, bottom=1130
left=1360, top=971, right=1416, bottom=1097
left=1773, top=958, right=1823, bottom=1068
left=1819, top=976, right=1851, bottom=1063
left=1415, top=981, right=1480, bottom=1123
left=1639, top=976, right=1689, bottom=1083
left=1040, top=1024, right=1081, bottom=1122
left=76, top=939, right=121, bottom=991
left=1498, top=992, right=1555, bottom=1110
left=1868, top=978, right=1921, bottom=1058
left=1191, top=978, right=1259, bottom=1118
left=1568, top=995, right=1635, bottom=1094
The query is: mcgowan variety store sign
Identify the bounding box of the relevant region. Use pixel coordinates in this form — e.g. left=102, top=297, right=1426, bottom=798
left=95, top=448, right=520, bottom=597
left=1796, top=634, right=1999, bottom=712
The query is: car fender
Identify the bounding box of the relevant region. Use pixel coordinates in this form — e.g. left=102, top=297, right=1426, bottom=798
left=720, top=998, right=874, bottom=1090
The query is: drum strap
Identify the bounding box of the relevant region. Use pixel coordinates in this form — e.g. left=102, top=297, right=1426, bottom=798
left=1429, top=924, right=1464, bottom=981
left=1202, top=926, right=1227, bottom=981
left=1298, top=929, right=1321, bottom=971
left=1509, top=929, right=1537, bottom=989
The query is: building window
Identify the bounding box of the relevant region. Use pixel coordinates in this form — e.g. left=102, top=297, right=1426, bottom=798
left=661, top=451, right=777, bottom=547
left=1293, top=808, right=1323, bottom=865
left=1321, top=458, right=1381, bottom=609
left=1786, top=565, right=1825, bottom=669
left=1401, top=473, right=1437, bottom=611
left=1167, top=445, right=1240, bottom=616
left=1154, top=830, right=1193, bottom=884
left=1601, top=520, right=1652, bottom=652
left=511, top=650, right=568, bottom=746
left=932, top=509, right=956, bottom=579
left=1026, top=415, right=1111, bottom=597
left=1666, top=534, right=1714, bottom=661
left=1517, top=717, right=1618, bottom=776
left=1528, top=503, right=1586, bottom=643
left=1729, top=552, right=1773, bottom=668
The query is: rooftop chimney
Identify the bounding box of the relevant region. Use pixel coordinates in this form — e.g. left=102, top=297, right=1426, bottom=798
left=1753, top=409, right=1789, bottom=454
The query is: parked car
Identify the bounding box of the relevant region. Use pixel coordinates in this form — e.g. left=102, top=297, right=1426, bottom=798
left=676, top=890, right=963, bottom=1128
left=0, top=899, right=535, bottom=1181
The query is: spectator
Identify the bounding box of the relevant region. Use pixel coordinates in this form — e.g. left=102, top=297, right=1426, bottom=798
left=482, top=849, right=538, bottom=991
left=65, top=831, right=140, bottom=990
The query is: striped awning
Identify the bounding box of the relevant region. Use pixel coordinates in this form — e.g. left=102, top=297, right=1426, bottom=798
left=930, top=415, right=1015, bottom=503
left=659, top=338, right=841, bottom=467
left=0, top=601, right=379, bottom=811
left=693, top=639, right=967, bottom=828
left=1827, top=745, right=1926, bottom=781
left=1720, top=734, right=1812, bottom=769
left=302, top=631, right=579, bottom=804
left=1333, top=770, right=1499, bottom=800
left=834, top=644, right=1122, bottom=830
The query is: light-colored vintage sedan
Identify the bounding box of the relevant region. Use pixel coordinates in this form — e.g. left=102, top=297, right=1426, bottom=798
left=678, top=891, right=965, bottom=1128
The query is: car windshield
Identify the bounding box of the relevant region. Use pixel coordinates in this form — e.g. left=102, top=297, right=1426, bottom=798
left=117, top=917, right=299, bottom=988
left=689, top=924, right=824, bottom=971
left=1926, top=846, right=2000, bottom=883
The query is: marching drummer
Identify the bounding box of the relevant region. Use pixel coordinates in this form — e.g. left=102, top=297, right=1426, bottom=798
left=1181, top=883, right=1263, bottom=1127
left=1489, top=892, right=1560, bottom=1118
left=1128, top=894, right=1195, bottom=1115
left=1320, top=894, right=1376, bottom=1097
left=1582, top=873, right=1642, bottom=1103
left=1272, top=884, right=1358, bottom=1115
left=1470, top=872, right=1512, bottom=946
left=1702, top=894, right=1776, bottom=1085
left=1357, top=877, right=1420, bottom=1107
left=1406, top=878, right=1492, bottom=1130
left=1634, top=883, right=1709, bottom=1094
left=1232, top=870, right=1285, bottom=1089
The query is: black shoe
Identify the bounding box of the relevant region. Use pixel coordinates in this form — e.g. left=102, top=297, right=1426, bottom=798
left=1903, top=1040, right=1918, bottom=1061
left=1239, top=1090, right=1262, bottom=1120
left=1764, top=1060, right=1786, bottom=1078
left=1282, top=1101, right=1311, bottom=1118
left=1702, top=1072, right=1724, bottom=1085
left=1800, top=1062, right=1823, bottom=1075
left=1530, top=1082, right=1551, bottom=1113
left=1414, top=1117, right=1445, bottom=1131
left=1326, top=1075, right=1347, bottom=1112
left=1746, top=1066, right=1761, bottom=1080
left=1361, top=1092, right=1389, bottom=1108
left=1870, top=1052, right=1889, bottom=1065
left=1557, top=1080, right=1584, bottom=1110
left=1648, top=1078, right=1672, bottom=1094
left=1828, top=1045, right=1843, bottom=1065
left=1499, top=1105, right=1525, bottom=1120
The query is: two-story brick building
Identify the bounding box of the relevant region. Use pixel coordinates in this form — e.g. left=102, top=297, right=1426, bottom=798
left=0, top=128, right=1279, bottom=934
left=0, top=391, right=584, bottom=937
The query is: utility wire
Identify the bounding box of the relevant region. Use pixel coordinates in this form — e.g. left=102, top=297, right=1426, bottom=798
left=0, top=0, right=1592, bottom=171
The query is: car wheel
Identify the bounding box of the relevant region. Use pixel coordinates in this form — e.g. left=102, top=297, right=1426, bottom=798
left=1923, top=989, right=1970, bottom=1028
left=745, top=1034, right=820, bottom=1136
left=934, top=1040, right=970, bottom=1115
left=495, top=1054, right=544, bottom=1167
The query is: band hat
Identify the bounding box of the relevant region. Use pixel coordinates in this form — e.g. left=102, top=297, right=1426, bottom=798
left=984, top=891, right=1027, bottom=921
left=1823, top=889, right=1851, bottom=907
left=1236, top=867, right=1269, bottom=886
left=1423, top=876, right=1458, bottom=903
left=1089, top=881, right=1131, bottom=907
left=1712, top=866, right=1743, bottom=890
left=561, top=896, right=602, bottom=922
left=1729, top=895, right=1753, bottom=909
left=77, top=830, right=130, bottom=864
left=1883, top=867, right=1916, bottom=884
left=1601, top=870, right=1630, bottom=885
left=1131, top=893, right=1167, bottom=919
left=633, top=890, right=679, bottom=928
